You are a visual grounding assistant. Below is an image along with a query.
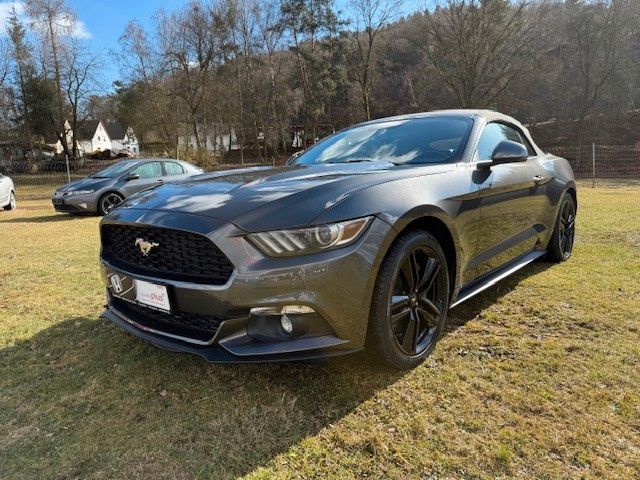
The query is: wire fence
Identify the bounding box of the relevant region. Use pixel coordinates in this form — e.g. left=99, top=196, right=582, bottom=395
left=2, top=144, right=639, bottom=190
left=2, top=157, right=280, bottom=190
left=545, top=144, right=640, bottom=180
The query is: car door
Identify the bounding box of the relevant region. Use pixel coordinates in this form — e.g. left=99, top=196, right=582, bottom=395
left=120, top=161, right=165, bottom=197
left=470, top=122, right=549, bottom=279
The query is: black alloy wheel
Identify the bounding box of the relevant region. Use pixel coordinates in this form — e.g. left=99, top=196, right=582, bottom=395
left=559, top=199, right=575, bottom=257
left=368, top=231, right=450, bottom=369
left=547, top=192, right=576, bottom=262
left=390, top=247, right=445, bottom=356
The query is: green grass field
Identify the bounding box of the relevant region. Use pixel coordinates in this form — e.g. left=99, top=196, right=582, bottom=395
left=0, top=182, right=639, bottom=479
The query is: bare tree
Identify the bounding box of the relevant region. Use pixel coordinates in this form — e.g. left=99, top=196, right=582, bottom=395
left=118, top=20, right=180, bottom=150
left=254, top=0, right=289, bottom=155
left=416, top=0, right=542, bottom=108
left=0, top=38, right=9, bottom=88
left=558, top=0, right=630, bottom=152
left=25, top=0, right=77, bottom=156
left=156, top=1, right=227, bottom=152
left=348, top=0, right=401, bottom=120
left=61, top=41, right=101, bottom=157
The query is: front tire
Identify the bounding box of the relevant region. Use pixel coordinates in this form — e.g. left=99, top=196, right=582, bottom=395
left=98, top=192, right=124, bottom=216
left=367, top=231, right=450, bottom=369
left=547, top=192, right=576, bottom=262
left=4, top=191, right=16, bottom=211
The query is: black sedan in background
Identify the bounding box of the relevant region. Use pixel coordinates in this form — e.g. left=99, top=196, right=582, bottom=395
left=52, top=159, right=203, bottom=215
left=99, top=110, right=576, bottom=369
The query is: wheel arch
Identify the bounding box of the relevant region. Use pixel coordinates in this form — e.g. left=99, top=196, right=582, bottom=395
left=566, top=184, right=577, bottom=212
left=391, top=215, right=458, bottom=299
left=373, top=204, right=461, bottom=303
left=99, top=189, right=125, bottom=201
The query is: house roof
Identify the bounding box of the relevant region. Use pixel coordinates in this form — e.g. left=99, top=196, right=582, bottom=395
left=104, top=122, right=126, bottom=140
left=75, top=120, right=101, bottom=140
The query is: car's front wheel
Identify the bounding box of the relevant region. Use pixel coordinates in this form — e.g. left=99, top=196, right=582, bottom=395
left=98, top=192, right=124, bottom=216
left=367, top=231, right=450, bottom=369
left=547, top=192, right=576, bottom=262
left=5, top=191, right=16, bottom=211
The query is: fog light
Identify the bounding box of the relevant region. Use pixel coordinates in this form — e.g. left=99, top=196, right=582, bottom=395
left=280, top=314, right=294, bottom=334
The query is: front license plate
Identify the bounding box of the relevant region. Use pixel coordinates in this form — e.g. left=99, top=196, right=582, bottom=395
left=135, top=279, right=171, bottom=312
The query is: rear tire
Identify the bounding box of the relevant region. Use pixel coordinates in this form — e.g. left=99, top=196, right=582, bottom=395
left=367, top=230, right=450, bottom=369
left=547, top=192, right=576, bottom=262
left=98, top=192, right=124, bottom=216
left=4, top=191, right=16, bottom=211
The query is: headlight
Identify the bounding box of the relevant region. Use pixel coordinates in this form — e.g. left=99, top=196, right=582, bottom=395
left=66, top=190, right=94, bottom=195
left=247, top=216, right=373, bottom=257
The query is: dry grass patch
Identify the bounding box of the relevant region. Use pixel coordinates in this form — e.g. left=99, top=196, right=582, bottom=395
left=0, top=181, right=638, bottom=479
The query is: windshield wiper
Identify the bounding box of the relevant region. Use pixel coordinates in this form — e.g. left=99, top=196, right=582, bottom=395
left=326, top=158, right=375, bottom=164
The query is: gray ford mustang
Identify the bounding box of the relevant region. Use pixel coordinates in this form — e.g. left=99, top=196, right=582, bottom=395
left=99, top=110, right=576, bottom=369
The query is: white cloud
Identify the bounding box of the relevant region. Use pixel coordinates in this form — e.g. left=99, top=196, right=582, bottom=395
left=0, top=1, right=92, bottom=39
left=49, top=13, right=92, bottom=39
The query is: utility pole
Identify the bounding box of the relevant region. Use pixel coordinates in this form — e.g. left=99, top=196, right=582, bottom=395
left=592, top=143, right=596, bottom=188
left=65, top=153, right=71, bottom=183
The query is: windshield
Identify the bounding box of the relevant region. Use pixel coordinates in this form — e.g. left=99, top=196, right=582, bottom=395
left=91, top=161, right=139, bottom=178
left=294, top=116, right=473, bottom=166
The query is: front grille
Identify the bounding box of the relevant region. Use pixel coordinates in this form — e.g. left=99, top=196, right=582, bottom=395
left=101, top=224, right=234, bottom=285
left=110, top=296, right=223, bottom=342
left=52, top=201, right=81, bottom=212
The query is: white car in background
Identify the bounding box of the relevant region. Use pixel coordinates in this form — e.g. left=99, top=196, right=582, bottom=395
left=0, top=171, right=16, bottom=211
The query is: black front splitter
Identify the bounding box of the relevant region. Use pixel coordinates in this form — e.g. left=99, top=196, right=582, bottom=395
left=101, top=308, right=360, bottom=364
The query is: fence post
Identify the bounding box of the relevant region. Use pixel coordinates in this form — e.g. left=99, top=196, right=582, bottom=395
left=65, top=153, right=71, bottom=184
left=591, top=143, right=596, bottom=188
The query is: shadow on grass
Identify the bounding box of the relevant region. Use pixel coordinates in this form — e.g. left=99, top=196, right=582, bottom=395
left=0, top=317, right=402, bottom=478
left=446, top=260, right=553, bottom=330
left=0, top=261, right=551, bottom=478
left=0, top=213, right=91, bottom=224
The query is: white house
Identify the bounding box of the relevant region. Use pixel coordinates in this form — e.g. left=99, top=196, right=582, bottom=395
left=54, top=120, right=139, bottom=156
left=178, top=124, right=239, bottom=152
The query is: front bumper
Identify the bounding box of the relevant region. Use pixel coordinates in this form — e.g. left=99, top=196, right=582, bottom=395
left=99, top=208, right=394, bottom=362
left=52, top=192, right=98, bottom=213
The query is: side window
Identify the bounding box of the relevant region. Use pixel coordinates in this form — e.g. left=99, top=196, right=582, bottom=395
left=476, top=123, right=534, bottom=160
left=132, top=162, right=163, bottom=179
left=164, top=162, right=184, bottom=176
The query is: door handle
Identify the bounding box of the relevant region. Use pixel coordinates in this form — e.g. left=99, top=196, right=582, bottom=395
left=156, top=179, right=165, bottom=184
left=533, top=175, right=544, bottom=184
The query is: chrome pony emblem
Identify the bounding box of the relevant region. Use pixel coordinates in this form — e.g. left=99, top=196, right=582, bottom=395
left=135, top=238, right=159, bottom=256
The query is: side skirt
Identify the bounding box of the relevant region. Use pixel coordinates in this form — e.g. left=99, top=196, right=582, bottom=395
left=450, top=250, right=546, bottom=308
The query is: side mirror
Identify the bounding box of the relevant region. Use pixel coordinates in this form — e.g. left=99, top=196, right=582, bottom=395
left=124, top=173, right=140, bottom=181
left=286, top=150, right=304, bottom=166
left=489, top=140, right=529, bottom=165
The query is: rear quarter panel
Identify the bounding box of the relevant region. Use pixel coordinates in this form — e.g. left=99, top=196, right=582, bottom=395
left=537, top=154, right=577, bottom=245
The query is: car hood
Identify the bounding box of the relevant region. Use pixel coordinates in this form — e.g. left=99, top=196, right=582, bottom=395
left=118, top=162, right=452, bottom=231
left=56, top=177, right=111, bottom=193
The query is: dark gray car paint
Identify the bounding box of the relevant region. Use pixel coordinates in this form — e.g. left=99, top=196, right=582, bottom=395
left=100, top=110, right=576, bottom=361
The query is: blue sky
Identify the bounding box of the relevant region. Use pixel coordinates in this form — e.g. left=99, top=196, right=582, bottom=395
left=2, top=0, right=425, bottom=92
